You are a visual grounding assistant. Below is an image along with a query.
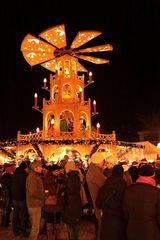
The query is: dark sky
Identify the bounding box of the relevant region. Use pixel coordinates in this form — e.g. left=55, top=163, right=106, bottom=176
left=1, top=0, right=160, bottom=141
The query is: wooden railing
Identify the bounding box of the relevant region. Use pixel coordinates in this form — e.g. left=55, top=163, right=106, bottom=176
left=91, top=131, right=116, bottom=141
left=17, top=130, right=116, bottom=142
left=17, top=131, right=44, bottom=142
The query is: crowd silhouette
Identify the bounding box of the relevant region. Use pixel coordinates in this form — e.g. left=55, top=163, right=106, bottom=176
left=0, top=153, right=160, bottom=240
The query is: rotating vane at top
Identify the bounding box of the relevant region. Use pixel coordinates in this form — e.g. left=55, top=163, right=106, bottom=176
left=21, top=24, right=113, bottom=73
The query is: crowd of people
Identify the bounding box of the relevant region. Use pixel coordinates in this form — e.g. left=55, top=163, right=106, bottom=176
left=0, top=153, right=160, bottom=240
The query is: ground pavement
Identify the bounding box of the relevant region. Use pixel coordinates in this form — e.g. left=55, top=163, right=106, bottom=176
left=0, top=213, right=96, bottom=240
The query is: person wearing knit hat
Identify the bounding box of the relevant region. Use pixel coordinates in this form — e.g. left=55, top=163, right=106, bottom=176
left=140, top=158, right=148, bottom=164
left=19, top=161, right=28, bottom=170
left=86, top=151, right=106, bottom=240
left=139, top=164, right=155, bottom=178
left=131, top=161, right=139, bottom=167
left=139, top=158, right=148, bottom=168
left=123, top=162, right=160, bottom=240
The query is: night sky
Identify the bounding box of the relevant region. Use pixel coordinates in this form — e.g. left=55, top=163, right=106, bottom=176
left=1, top=0, right=160, bottom=141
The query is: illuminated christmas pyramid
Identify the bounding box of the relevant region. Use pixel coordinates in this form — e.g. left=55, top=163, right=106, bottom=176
left=17, top=24, right=116, bottom=162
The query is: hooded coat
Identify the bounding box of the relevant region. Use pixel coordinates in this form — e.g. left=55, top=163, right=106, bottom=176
left=62, top=170, right=82, bottom=224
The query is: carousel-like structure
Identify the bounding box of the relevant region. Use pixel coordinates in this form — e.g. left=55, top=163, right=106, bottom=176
left=17, top=23, right=116, bottom=162
left=0, top=24, right=144, bottom=164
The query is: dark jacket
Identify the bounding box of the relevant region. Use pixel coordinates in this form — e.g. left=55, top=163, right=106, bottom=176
left=62, top=170, right=82, bottom=224
left=123, top=182, right=160, bottom=240
left=11, top=167, right=27, bottom=201
left=128, top=166, right=139, bottom=183
left=96, top=175, right=126, bottom=240
left=0, top=173, right=12, bottom=208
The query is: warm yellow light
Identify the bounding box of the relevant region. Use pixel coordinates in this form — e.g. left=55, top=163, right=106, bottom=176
left=43, top=78, right=47, bottom=83
left=93, top=100, right=96, bottom=105
left=97, top=122, right=100, bottom=128
left=89, top=71, right=92, bottom=81
left=36, top=127, right=40, bottom=132
left=79, top=86, right=82, bottom=92
left=39, top=24, right=66, bottom=49
left=34, top=93, right=38, bottom=106
left=75, top=54, right=109, bottom=64
left=70, top=30, right=102, bottom=49
left=157, top=143, right=160, bottom=148
left=51, top=118, right=54, bottom=124
left=89, top=71, right=92, bottom=77
left=77, top=44, right=113, bottom=53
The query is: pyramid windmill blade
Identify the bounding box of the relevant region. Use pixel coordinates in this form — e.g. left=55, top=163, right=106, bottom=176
left=75, top=54, right=109, bottom=64
left=41, top=59, right=57, bottom=72
left=75, top=44, right=113, bottom=53
left=21, top=34, right=55, bottom=66
left=39, top=24, right=67, bottom=49
left=76, top=62, right=88, bottom=72
left=70, top=31, right=102, bottom=50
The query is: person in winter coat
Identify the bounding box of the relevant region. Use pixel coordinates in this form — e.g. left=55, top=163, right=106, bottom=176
left=0, top=165, right=13, bottom=227
left=96, top=164, right=127, bottom=240
left=62, top=161, right=82, bottom=240
left=26, top=160, right=44, bottom=240
left=43, top=164, right=60, bottom=240
left=11, top=161, right=28, bottom=237
left=128, top=161, right=139, bottom=183
left=123, top=164, right=160, bottom=240
left=86, top=152, right=106, bottom=240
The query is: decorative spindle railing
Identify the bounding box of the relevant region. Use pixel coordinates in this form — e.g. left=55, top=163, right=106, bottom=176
left=17, top=130, right=116, bottom=142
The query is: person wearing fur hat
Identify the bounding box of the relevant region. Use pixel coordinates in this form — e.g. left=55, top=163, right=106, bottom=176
left=123, top=164, right=160, bottom=240
left=86, top=152, right=106, bottom=240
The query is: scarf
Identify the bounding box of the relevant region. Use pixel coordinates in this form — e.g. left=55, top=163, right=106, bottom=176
left=136, top=176, right=156, bottom=187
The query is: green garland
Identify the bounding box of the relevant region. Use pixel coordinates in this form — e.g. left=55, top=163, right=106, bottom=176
left=0, top=139, right=145, bottom=149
